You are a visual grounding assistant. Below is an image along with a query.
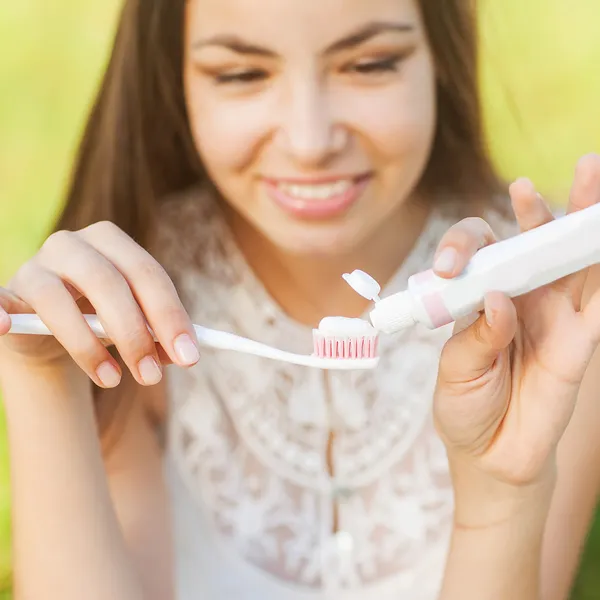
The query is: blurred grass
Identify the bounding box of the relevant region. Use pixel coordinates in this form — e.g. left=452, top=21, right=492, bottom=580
left=0, top=1, right=123, bottom=594
left=479, top=0, right=600, bottom=200
left=0, top=0, right=599, bottom=597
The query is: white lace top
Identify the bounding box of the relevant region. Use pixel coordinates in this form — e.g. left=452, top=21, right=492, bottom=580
left=153, top=188, right=517, bottom=600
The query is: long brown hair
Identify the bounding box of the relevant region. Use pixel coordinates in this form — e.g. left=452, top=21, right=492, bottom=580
left=53, top=0, right=502, bottom=437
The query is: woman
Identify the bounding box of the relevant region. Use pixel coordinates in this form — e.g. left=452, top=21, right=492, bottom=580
left=2, top=0, right=600, bottom=598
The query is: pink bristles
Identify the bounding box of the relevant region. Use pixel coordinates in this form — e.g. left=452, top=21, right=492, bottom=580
left=312, top=331, right=379, bottom=359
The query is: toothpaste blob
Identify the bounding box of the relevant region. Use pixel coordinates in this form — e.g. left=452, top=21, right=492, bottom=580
left=317, top=316, right=376, bottom=335
left=313, top=316, right=378, bottom=359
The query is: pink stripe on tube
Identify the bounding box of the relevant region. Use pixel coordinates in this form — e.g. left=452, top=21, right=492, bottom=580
left=422, top=291, right=453, bottom=328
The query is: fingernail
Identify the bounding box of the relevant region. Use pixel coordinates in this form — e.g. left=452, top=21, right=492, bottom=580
left=174, top=334, right=200, bottom=365
left=138, top=355, right=162, bottom=385
left=434, top=247, right=457, bottom=273
left=484, top=297, right=494, bottom=327
left=96, top=361, right=121, bottom=388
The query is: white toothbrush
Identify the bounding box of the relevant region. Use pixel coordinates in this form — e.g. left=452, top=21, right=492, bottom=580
left=7, top=313, right=379, bottom=370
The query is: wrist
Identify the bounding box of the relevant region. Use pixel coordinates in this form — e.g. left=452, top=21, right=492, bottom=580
left=0, top=354, right=92, bottom=413
left=449, top=454, right=556, bottom=530
left=443, top=487, right=549, bottom=600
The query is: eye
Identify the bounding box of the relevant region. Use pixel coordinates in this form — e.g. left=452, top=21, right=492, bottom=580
left=213, top=69, right=268, bottom=84
left=347, top=55, right=404, bottom=75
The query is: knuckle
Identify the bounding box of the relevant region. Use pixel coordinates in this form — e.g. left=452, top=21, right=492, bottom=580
left=40, top=230, right=74, bottom=255
left=9, top=261, right=35, bottom=290
left=449, top=218, right=494, bottom=251
left=135, top=258, right=170, bottom=283
left=79, top=220, right=121, bottom=239
left=115, top=320, right=156, bottom=358
left=471, top=320, right=488, bottom=347
left=10, top=262, right=52, bottom=297
left=155, top=303, right=190, bottom=328
left=81, top=263, right=122, bottom=291
left=93, top=220, right=119, bottom=233
left=70, top=337, right=109, bottom=368
left=81, top=219, right=121, bottom=235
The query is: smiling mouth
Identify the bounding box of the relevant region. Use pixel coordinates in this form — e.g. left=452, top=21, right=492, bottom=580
left=263, top=175, right=372, bottom=220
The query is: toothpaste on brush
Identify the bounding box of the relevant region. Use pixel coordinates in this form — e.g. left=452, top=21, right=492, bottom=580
left=313, top=316, right=378, bottom=358
left=343, top=202, right=600, bottom=334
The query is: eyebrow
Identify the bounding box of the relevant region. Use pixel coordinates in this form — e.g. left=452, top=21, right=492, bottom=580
left=192, top=21, right=415, bottom=57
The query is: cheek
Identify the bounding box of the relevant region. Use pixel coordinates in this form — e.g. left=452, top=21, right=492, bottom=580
left=184, top=77, right=275, bottom=177
left=346, top=59, right=436, bottom=169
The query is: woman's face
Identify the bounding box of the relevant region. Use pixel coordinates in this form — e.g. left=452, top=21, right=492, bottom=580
left=183, top=0, right=436, bottom=256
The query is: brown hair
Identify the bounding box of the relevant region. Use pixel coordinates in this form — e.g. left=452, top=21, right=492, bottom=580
left=53, top=0, right=502, bottom=437
left=417, top=0, right=502, bottom=201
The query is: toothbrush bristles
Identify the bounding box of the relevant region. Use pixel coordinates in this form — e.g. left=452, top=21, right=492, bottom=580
left=312, top=331, right=379, bottom=359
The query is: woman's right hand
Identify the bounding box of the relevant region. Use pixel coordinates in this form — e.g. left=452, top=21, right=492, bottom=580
left=0, top=220, right=200, bottom=388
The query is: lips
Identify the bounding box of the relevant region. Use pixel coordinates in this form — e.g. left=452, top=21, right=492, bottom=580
left=263, top=175, right=371, bottom=219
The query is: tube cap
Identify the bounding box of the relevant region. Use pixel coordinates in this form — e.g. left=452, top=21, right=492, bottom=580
left=369, top=291, right=416, bottom=333
left=342, top=270, right=381, bottom=301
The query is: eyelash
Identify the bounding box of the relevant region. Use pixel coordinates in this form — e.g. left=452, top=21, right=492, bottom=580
left=349, top=55, right=404, bottom=74
left=212, top=55, right=405, bottom=85
left=214, top=69, right=267, bottom=84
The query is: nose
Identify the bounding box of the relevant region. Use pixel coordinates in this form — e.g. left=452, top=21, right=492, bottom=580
left=277, top=81, right=347, bottom=167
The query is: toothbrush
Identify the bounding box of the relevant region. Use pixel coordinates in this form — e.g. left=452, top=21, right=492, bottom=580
left=343, top=201, right=600, bottom=334
left=7, top=313, right=379, bottom=370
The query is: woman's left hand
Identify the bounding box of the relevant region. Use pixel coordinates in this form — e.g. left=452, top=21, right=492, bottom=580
left=432, top=153, right=600, bottom=520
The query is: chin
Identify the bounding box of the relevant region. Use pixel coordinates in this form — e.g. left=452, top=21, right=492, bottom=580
left=265, top=225, right=367, bottom=258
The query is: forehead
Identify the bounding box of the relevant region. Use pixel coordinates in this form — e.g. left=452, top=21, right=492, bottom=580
left=186, top=0, right=424, bottom=45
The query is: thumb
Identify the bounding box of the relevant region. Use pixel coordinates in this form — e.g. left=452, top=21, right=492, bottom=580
left=439, top=292, right=517, bottom=383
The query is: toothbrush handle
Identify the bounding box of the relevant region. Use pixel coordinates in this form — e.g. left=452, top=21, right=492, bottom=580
left=192, top=325, right=303, bottom=361
left=8, top=314, right=112, bottom=339
left=8, top=314, right=300, bottom=363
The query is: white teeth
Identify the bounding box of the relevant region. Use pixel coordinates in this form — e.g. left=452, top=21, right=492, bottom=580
left=276, top=180, right=353, bottom=200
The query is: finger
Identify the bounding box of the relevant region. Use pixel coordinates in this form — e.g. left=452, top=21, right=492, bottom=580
left=509, top=175, right=590, bottom=309
left=439, top=292, right=517, bottom=383
left=566, top=154, right=600, bottom=214
left=508, top=177, right=554, bottom=232
left=0, top=286, right=32, bottom=319
left=9, top=262, right=122, bottom=388
left=564, top=154, right=600, bottom=307
left=581, top=268, right=600, bottom=344
left=156, top=344, right=173, bottom=366
left=38, top=230, right=163, bottom=387
left=0, top=287, right=32, bottom=336
left=78, top=222, right=200, bottom=367
left=433, top=217, right=496, bottom=278
left=0, top=301, right=12, bottom=336
left=0, top=308, right=9, bottom=335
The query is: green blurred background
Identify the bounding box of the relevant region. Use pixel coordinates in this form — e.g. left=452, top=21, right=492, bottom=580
left=0, top=1, right=599, bottom=597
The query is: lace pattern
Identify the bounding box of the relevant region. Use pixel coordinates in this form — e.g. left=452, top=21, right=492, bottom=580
left=152, top=189, right=518, bottom=595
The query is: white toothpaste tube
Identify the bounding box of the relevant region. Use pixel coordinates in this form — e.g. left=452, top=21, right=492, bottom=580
left=343, top=202, right=600, bottom=334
